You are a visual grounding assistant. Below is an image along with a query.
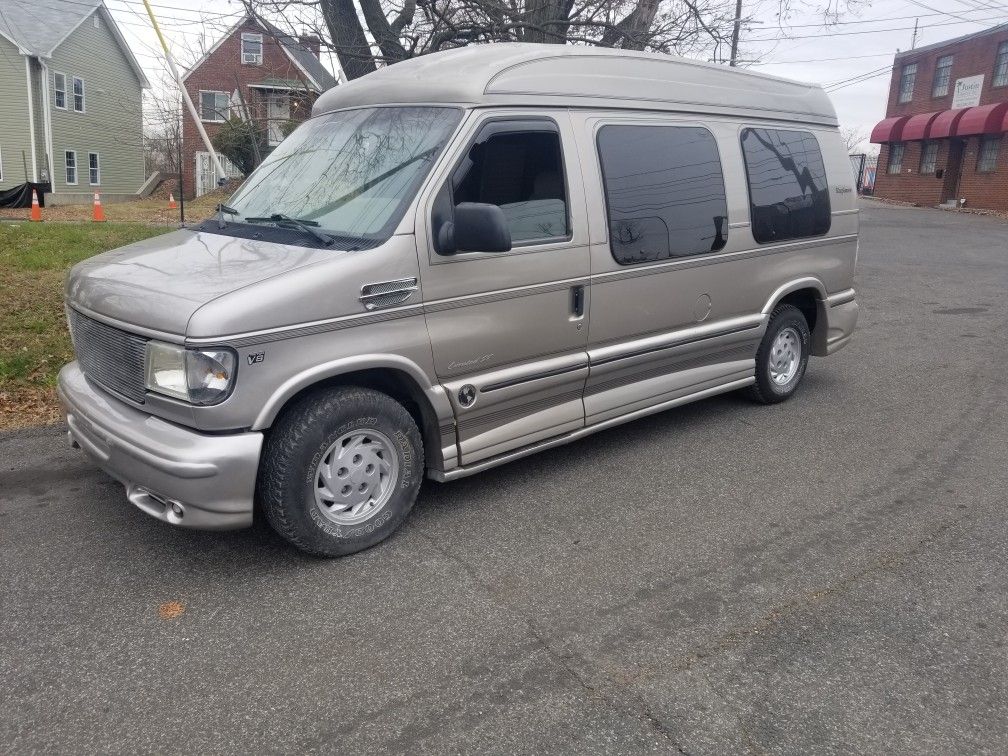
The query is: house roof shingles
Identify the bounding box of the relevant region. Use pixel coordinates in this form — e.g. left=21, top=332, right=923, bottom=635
left=0, top=0, right=148, bottom=87
left=0, top=0, right=101, bottom=56
left=257, top=17, right=337, bottom=91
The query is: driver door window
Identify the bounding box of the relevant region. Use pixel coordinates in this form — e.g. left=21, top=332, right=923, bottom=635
left=451, top=126, right=569, bottom=245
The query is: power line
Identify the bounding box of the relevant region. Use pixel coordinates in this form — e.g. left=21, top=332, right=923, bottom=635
left=750, top=52, right=897, bottom=65
left=763, top=4, right=998, bottom=30
left=747, top=12, right=1008, bottom=43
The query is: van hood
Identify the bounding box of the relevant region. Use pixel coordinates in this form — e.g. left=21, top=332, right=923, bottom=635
left=66, top=228, right=339, bottom=335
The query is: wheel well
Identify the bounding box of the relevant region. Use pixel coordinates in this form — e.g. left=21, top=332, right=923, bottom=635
left=269, top=368, right=445, bottom=471
left=779, top=288, right=820, bottom=334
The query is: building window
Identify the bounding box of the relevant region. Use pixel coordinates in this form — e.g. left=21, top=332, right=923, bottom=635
left=65, top=151, right=77, bottom=185
left=199, top=91, right=229, bottom=122
left=932, top=55, right=953, bottom=97
left=978, top=137, right=1000, bottom=172
left=88, top=152, right=100, bottom=185
left=919, top=142, right=939, bottom=174
left=740, top=128, right=830, bottom=244
left=53, top=72, right=66, bottom=109
left=597, top=125, right=728, bottom=263
left=241, top=32, right=263, bottom=65
left=898, top=63, right=917, bottom=103
left=72, top=77, right=84, bottom=112
left=995, top=41, right=1008, bottom=87
left=888, top=143, right=905, bottom=174
left=452, top=125, right=568, bottom=244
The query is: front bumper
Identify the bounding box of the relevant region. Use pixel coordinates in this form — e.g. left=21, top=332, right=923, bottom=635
left=58, top=362, right=262, bottom=530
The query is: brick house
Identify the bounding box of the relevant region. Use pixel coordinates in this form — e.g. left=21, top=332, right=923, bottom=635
left=870, top=23, right=1008, bottom=212
left=181, top=15, right=337, bottom=198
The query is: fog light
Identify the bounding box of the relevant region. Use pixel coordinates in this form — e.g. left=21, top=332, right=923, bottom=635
left=170, top=502, right=184, bottom=518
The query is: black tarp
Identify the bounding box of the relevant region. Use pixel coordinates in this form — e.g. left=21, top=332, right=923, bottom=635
left=0, top=182, right=51, bottom=209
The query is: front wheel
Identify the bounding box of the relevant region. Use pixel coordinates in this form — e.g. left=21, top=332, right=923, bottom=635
left=258, top=386, right=424, bottom=557
left=747, top=304, right=810, bottom=404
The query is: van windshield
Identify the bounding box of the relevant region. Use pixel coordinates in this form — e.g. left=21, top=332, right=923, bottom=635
left=224, top=106, right=462, bottom=245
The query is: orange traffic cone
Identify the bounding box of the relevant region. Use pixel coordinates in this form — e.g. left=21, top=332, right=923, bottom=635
left=168, top=193, right=177, bottom=210
left=30, top=189, right=42, bottom=222
left=92, top=193, right=106, bottom=222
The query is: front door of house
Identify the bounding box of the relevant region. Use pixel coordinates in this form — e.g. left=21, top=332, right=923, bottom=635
left=267, top=94, right=291, bottom=146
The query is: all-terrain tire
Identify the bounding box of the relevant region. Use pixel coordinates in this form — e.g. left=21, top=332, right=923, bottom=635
left=747, top=304, right=811, bottom=405
left=258, top=386, right=424, bottom=557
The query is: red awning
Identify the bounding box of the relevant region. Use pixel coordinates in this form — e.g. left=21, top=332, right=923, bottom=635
left=901, top=111, right=942, bottom=141
left=956, top=102, right=1008, bottom=136
left=870, top=115, right=910, bottom=144
left=930, top=109, right=968, bottom=139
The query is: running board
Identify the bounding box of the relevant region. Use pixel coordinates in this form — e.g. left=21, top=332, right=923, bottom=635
left=428, top=376, right=755, bottom=482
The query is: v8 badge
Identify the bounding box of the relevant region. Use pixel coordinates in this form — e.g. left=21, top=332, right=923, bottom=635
left=247, top=352, right=265, bottom=365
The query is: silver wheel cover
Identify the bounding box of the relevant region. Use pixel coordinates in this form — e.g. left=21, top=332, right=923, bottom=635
left=314, top=429, right=399, bottom=525
left=769, top=326, right=801, bottom=386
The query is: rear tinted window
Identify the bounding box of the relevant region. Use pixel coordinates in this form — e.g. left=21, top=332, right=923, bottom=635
left=740, top=128, right=831, bottom=244
left=597, top=125, right=728, bottom=265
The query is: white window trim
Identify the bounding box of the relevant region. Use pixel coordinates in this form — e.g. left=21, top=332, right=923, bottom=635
left=53, top=71, right=66, bottom=110
left=88, top=152, right=100, bottom=186
left=199, top=90, right=229, bottom=123
left=65, top=150, right=77, bottom=185
left=72, top=76, right=85, bottom=113
left=241, top=32, right=263, bottom=65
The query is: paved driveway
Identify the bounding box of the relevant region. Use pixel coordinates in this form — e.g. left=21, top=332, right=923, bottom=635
left=2, top=201, right=1006, bottom=754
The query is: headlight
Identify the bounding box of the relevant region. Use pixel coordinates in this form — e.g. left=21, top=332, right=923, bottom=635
left=144, top=342, right=236, bottom=405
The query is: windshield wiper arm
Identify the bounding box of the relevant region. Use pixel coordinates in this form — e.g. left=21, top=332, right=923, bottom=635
left=216, top=203, right=240, bottom=229
left=244, top=213, right=334, bottom=246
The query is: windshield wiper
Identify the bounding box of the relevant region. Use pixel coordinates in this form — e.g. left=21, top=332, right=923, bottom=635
left=244, top=213, right=334, bottom=246
left=216, top=203, right=240, bottom=229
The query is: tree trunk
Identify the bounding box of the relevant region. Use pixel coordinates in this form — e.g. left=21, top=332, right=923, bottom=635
left=522, top=0, right=570, bottom=44
left=320, top=0, right=378, bottom=80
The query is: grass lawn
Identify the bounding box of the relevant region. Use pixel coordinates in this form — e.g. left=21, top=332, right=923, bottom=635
left=0, top=223, right=170, bottom=430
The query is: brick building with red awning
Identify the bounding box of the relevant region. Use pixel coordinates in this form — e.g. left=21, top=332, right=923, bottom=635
left=871, top=23, right=1008, bottom=212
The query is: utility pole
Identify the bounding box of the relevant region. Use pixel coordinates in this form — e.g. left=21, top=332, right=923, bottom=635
left=176, top=125, right=185, bottom=224
left=730, top=0, right=743, bottom=66
left=911, top=18, right=919, bottom=49
left=141, top=0, right=226, bottom=189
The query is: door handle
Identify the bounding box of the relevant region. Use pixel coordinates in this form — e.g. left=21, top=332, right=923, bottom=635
left=570, top=285, right=585, bottom=318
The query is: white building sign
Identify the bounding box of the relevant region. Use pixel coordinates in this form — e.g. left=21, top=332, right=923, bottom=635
left=951, top=75, right=984, bottom=109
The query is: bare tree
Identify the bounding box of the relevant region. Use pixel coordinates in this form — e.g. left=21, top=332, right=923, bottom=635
left=144, top=73, right=183, bottom=176
left=840, top=126, right=867, bottom=154
left=243, top=0, right=760, bottom=80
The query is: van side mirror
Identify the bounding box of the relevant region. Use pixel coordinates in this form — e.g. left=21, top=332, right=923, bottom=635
left=438, top=202, right=511, bottom=254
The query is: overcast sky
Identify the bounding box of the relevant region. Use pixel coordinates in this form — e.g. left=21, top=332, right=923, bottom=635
left=106, top=0, right=1008, bottom=151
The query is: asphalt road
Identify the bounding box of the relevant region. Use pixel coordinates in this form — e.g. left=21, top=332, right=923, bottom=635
left=2, top=201, right=1006, bottom=754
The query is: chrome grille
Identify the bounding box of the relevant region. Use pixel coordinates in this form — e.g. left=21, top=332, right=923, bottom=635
left=68, top=309, right=148, bottom=403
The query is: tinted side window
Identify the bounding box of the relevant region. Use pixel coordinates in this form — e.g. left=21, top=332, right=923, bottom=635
left=741, top=128, right=831, bottom=244
left=597, top=125, right=728, bottom=265
left=453, top=129, right=568, bottom=243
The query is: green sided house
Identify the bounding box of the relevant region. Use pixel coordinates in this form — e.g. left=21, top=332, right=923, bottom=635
left=0, top=0, right=149, bottom=205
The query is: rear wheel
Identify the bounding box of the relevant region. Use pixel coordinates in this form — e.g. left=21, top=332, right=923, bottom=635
left=747, top=304, right=810, bottom=404
left=258, top=386, right=424, bottom=557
